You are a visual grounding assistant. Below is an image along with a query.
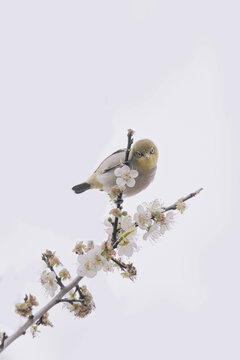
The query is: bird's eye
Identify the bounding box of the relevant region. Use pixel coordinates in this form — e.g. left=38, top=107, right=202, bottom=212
left=150, top=147, right=154, bottom=154
left=135, top=151, right=142, bottom=158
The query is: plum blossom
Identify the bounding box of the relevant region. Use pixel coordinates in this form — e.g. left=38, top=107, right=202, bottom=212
left=117, top=240, right=138, bottom=257
left=144, top=199, right=164, bottom=214
left=133, top=205, right=152, bottom=230
left=120, top=215, right=135, bottom=232
left=40, top=271, right=58, bottom=297
left=114, top=165, right=138, bottom=188
left=117, top=215, right=138, bottom=257
left=143, top=211, right=175, bottom=241
left=158, top=211, right=175, bottom=234
left=143, top=223, right=161, bottom=242
left=77, top=246, right=113, bottom=278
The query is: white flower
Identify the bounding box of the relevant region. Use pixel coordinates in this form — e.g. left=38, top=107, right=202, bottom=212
left=120, top=215, right=135, bottom=232
left=118, top=240, right=138, bottom=257
left=77, top=246, right=113, bottom=278
left=40, top=270, right=58, bottom=297
left=117, top=215, right=138, bottom=257
left=102, top=259, right=114, bottom=272
left=159, top=211, right=175, bottom=234
left=143, top=223, right=161, bottom=242
left=77, top=248, right=99, bottom=278
left=114, top=165, right=138, bottom=188
left=144, top=199, right=164, bottom=213
left=133, top=205, right=152, bottom=230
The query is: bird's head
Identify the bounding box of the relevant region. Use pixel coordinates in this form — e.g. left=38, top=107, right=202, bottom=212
left=130, top=139, right=158, bottom=171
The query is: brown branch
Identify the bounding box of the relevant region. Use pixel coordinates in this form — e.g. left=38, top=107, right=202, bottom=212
left=162, top=188, right=203, bottom=212
left=111, top=129, right=134, bottom=246
left=57, top=299, right=84, bottom=304
left=0, top=333, right=8, bottom=350
left=111, top=257, right=127, bottom=270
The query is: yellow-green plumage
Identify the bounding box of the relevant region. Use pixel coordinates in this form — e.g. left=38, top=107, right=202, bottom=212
left=72, top=139, right=158, bottom=197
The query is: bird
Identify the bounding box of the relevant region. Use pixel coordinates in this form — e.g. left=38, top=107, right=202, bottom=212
left=72, top=139, right=158, bottom=197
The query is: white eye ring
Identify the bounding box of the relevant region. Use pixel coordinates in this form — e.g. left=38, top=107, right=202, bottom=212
left=150, top=147, right=154, bottom=154
left=135, top=151, right=142, bottom=158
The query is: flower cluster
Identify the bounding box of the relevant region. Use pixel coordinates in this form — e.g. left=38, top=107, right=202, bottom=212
left=77, top=244, right=114, bottom=278
left=31, top=312, right=53, bottom=338
left=121, top=263, right=137, bottom=280
left=134, top=199, right=175, bottom=242
left=104, top=212, right=138, bottom=257
left=15, top=294, right=38, bottom=318
left=41, top=250, right=71, bottom=297
left=42, top=249, right=62, bottom=268
left=63, top=286, right=95, bottom=318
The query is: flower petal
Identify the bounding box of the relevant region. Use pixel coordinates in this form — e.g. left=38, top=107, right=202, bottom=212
left=127, top=178, right=135, bottom=187
left=122, top=165, right=130, bottom=173
left=116, top=177, right=126, bottom=186
left=114, top=167, right=123, bottom=177
left=130, top=169, right=139, bottom=178
left=137, top=205, right=144, bottom=214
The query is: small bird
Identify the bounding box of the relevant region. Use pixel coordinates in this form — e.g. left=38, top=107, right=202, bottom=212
left=72, top=139, right=158, bottom=197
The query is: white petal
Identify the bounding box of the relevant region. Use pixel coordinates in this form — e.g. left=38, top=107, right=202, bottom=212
left=127, top=178, right=135, bottom=187
left=130, top=169, right=139, bottom=178
left=77, top=266, right=86, bottom=277
left=137, top=205, right=144, bottom=214
left=114, top=167, right=123, bottom=177
left=116, top=177, right=126, bottom=186
left=143, top=232, right=148, bottom=240
left=122, top=165, right=130, bottom=173
left=124, top=246, right=134, bottom=257
left=86, top=269, right=98, bottom=278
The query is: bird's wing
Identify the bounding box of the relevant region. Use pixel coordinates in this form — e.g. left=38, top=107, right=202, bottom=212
left=95, top=148, right=126, bottom=174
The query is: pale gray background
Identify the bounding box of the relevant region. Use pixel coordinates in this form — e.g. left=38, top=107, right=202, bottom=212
left=0, top=1, right=239, bottom=359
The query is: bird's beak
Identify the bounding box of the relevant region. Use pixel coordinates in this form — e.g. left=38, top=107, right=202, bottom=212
left=145, top=153, right=150, bottom=159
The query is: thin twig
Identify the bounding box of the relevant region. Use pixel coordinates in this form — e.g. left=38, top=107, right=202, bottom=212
left=57, top=299, right=84, bottom=304
left=75, top=285, right=85, bottom=299
left=162, top=188, right=203, bottom=212
left=111, top=257, right=127, bottom=270
left=111, top=130, right=134, bottom=246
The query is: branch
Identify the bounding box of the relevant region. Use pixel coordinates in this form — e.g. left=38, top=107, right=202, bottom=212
left=57, top=299, right=84, bottom=304
left=111, top=129, right=134, bottom=246
left=0, top=275, right=83, bottom=353
left=0, top=333, right=8, bottom=350
left=163, top=188, right=203, bottom=212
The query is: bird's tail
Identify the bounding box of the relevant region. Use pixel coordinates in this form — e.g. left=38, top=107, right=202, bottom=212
left=72, top=182, right=91, bottom=194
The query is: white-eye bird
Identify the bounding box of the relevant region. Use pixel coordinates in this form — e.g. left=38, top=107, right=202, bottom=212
left=72, top=139, right=158, bottom=197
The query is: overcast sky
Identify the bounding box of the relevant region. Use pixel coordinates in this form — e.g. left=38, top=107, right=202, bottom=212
left=0, top=1, right=239, bottom=359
